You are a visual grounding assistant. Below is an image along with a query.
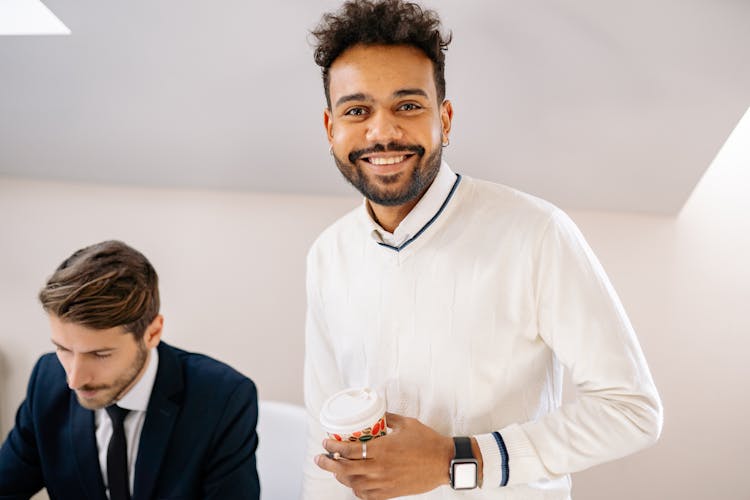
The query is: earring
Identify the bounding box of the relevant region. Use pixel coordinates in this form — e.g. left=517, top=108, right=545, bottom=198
left=329, top=145, right=333, bottom=156
left=442, top=137, right=450, bottom=147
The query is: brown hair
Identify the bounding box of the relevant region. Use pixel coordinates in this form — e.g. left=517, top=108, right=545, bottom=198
left=39, top=240, right=160, bottom=340
left=312, top=0, right=452, bottom=108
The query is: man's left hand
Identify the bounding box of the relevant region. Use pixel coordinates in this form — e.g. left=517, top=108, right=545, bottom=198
left=314, top=412, right=455, bottom=500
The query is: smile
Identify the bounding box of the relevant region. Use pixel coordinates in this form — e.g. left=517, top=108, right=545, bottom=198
left=358, top=153, right=415, bottom=176
left=348, top=143, right=425, bottom=165
left=366, top=155, right=409, bottom=165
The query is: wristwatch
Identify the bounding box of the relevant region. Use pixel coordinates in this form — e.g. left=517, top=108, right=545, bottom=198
left=449, top=436, right=478, bottom=490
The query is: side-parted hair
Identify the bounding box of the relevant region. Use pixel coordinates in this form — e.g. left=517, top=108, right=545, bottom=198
left=312, top=0, right=452, bottom=108
left=39, top=240, right=160, bottom=340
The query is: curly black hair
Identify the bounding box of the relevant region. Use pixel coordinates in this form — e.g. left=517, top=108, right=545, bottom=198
left=312, top=0, right=452, bottom=108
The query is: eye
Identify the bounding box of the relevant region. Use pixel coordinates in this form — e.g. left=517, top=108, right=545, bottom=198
left=93, top=352, right=112, bottom=359
left=343, top=106, right=367, bottom=117
left=398, top=102, right=421, bottom=112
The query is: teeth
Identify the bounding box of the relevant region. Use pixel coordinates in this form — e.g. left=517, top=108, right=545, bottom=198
left=368, top=155, right=406, bottom=166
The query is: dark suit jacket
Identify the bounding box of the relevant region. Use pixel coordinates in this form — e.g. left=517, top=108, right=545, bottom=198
left=0, top=342, right=260, bottom=500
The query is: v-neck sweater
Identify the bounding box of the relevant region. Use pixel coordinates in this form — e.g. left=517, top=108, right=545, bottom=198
left=303, top=175, right=662, bottom=499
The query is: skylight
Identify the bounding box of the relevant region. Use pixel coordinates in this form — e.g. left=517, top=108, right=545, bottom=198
left=0, top=0, right=70, bottom=35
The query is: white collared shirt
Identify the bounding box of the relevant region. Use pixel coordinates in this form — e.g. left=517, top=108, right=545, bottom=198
left=95, top=347, right=159, bottom=498
left=365, top=161, right=458, bottom=248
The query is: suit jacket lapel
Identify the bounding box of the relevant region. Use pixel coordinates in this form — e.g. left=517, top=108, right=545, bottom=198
left=133, top=342, right=183, bottom=500
left=69, top=394, right=107, bottom=500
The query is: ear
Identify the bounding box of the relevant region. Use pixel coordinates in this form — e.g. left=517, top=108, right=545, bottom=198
left=440, top=99, right=453, bottom=144
left=142, top=315, right=163, bottom=350
left=324, top=107, right=334, bottom=144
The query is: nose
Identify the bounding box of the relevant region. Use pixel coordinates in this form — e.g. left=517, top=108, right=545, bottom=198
left=67, top=354, right=92, bottom=390
left=365, top=110, right=403, bottom=144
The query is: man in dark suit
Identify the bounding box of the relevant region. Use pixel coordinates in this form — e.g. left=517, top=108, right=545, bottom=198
left=0, top=240, right=260, bottom=500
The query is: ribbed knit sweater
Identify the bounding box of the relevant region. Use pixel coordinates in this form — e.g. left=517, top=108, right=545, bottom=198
left=303, top=171, right=663, bottom=499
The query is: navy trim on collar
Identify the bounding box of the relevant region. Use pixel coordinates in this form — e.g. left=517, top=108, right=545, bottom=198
left=377, top=174, right=462, bottom=252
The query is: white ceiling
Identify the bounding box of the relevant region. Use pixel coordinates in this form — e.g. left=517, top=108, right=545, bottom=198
left=1, top=0, right=749, bottom=213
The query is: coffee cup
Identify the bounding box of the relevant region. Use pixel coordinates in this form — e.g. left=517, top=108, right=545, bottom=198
left=320, top=387, right=387, bottom=442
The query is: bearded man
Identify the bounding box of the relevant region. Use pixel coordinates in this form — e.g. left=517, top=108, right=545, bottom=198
left=304, top=1, right=663, bottom=499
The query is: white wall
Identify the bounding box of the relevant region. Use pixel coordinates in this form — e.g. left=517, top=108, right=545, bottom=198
left=1, top=116, right=747, bottom=499
left=568, top=112, right=750, bottom=499
left=0, top=180, right=357, bottom=424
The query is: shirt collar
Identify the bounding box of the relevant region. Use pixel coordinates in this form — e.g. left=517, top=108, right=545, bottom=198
left=365, top=162, right=457, bottom=246
left=116, top=346, right=159, bottom=412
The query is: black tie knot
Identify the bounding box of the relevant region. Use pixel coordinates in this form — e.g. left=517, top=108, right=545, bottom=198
left=106, top=405, right=130, bottom=425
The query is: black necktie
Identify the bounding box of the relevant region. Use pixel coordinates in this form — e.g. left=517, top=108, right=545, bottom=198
left=106, top=405, right=131, bottom=500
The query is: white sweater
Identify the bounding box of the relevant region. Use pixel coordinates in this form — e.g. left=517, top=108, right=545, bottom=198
left=303, top=170, right=663, bottom=499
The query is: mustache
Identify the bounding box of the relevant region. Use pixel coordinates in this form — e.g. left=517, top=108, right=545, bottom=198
left=71, top=382, right=109, bottom=392
left=348, top=142, right=425, bottom=163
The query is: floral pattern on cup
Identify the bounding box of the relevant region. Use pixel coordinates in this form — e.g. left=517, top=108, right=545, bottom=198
left=329, top=416, right=387, bottom=442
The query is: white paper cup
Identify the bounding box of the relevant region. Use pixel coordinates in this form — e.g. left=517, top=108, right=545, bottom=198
left=320, top=387, right=387, bottom=442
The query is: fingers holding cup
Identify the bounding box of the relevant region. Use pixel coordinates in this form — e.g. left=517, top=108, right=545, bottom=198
left=322, top=436, right=369, bottom=461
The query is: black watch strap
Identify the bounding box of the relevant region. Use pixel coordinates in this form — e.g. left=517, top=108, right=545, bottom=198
left=453, top=436, right=474, bottom=459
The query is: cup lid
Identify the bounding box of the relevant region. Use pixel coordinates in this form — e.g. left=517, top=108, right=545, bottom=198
left=320, top=387, right=385, bottom=434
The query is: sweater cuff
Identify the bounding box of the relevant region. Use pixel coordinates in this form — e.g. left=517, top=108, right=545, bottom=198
left=497, top=423, right=548, bottom=486
left=475, top=432, right=508, bottom=488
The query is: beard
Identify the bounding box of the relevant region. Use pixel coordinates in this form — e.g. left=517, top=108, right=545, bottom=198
left=333, top=142, right=442, bottom=206
left=74, top=342, right=149, bottom=410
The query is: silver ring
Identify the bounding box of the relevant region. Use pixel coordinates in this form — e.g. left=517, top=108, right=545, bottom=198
left=361, top=441, right=367, bottom=460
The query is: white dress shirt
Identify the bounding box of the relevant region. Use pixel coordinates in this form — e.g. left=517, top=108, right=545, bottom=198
left=95, top=347, right=158, bottom=498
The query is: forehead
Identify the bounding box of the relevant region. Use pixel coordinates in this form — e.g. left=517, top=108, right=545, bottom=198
left=328, top=44, right=437, bottom=103
left=49, top=315, right=130, bottom=350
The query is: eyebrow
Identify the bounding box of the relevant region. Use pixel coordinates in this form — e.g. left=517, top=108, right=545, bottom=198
left=334, top=88, right=430, bottom=108
left=335, top=93, right=370, bottom=108
left=51, top=340, right=115, bottom=354
left=393, top=88, right=429, bottom=99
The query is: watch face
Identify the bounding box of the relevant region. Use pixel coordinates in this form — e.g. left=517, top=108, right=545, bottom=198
left=452, top=461, right=477, bottom=490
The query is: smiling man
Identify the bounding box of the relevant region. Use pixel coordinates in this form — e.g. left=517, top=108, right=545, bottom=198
left=0, top=240, right=260, bottom=500
left=304, top=1, right=663, bottom=499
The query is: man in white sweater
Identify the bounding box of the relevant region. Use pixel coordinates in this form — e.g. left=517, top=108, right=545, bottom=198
left=304, top=1, right=663, bottom=499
